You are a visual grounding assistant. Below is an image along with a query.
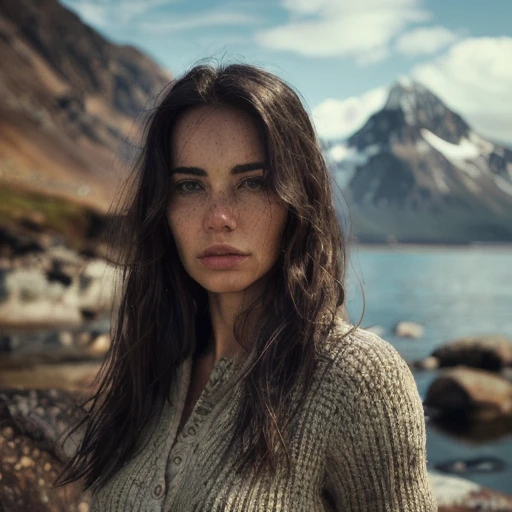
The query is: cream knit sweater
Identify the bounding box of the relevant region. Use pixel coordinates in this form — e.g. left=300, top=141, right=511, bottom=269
left=90, top=324, right=437, bottom=511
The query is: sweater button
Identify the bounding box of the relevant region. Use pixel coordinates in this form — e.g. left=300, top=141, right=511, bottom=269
left=173, top=455, right=182, bottom=465
left=152, top=483, right=164, bottom=499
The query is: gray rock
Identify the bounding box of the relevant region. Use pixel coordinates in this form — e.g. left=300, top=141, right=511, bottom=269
left=393, top=321, right=424, bottom=339
left=425, top=366, right=512, bottom=421
left=433, top=335, right=512, bottom=371
left=429, top=469, right=512, bottom=511
left=0, top=388, right=91, bottom=511
left=434, top=456, right=507, bottom=475
left=413, top=355, right=440, bottom=370
left=0, top=254, right=118, bottom=328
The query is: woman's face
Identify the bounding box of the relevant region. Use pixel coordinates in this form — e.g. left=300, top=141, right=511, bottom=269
left=167, top=105, right=288, bottom=297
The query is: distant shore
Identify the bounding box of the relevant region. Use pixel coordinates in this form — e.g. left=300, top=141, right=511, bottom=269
left=352, top=242, right=512, bottom=251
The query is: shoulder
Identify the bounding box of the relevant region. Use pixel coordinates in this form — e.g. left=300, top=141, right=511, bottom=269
left=321, top=320, right=427, bottom=448
left=321, top=324, right=436, bottom=508
left=320, top=319, right=416, bottom=394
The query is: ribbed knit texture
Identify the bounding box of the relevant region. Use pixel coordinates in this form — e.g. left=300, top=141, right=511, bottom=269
left=90, top=323, right=437, bottom=511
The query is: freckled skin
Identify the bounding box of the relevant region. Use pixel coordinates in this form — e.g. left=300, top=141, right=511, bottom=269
left=167, top=105, right=288, bottom=299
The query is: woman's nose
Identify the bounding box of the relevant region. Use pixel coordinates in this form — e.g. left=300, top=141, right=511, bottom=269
left=203, top=192, right=237, bottom=232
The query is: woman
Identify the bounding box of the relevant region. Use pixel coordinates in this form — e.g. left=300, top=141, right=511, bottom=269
left=56, top=63, right=437, bottom=511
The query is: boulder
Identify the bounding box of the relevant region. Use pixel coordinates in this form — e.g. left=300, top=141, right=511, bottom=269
left=0, top=388, right=91, bottom=511
left=413, top=355, right=440, bottom=371
left=429, top=470, right=512, bottom=511
left=0, top=330, right=110, bottom=368
left=0, top=253, right=118, bottom=328
left=433, top=335, right=512, bottom=371
left=393, top=321, right=424, bottom=339
left=434, top=456, right=507, bottom=475
left=425, top=366, right=512, bottom=421
left=2, top=387, right=512, bottom=511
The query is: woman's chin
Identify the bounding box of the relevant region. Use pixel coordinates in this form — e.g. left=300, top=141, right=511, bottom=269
left=201, top=283, right=253, bottom=294
left=196, top=275, right=261, bottom=295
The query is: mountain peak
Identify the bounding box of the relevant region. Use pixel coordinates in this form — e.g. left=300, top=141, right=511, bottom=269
left=384, top=78, right=441, bottom=122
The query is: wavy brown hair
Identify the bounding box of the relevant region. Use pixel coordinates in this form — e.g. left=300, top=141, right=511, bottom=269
left=54, top=61, right=359, bottom=494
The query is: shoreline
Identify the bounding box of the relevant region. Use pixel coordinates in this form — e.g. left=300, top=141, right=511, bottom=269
left=351, top=242, right=512, bottom=251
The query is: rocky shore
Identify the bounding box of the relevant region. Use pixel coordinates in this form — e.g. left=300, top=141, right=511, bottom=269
left=2, top=218, right=512, bottom=509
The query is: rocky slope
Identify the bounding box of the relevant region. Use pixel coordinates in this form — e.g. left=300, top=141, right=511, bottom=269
left=327, top=79, right=512, bottom=243
left=0, top=0, right=172, bottom=212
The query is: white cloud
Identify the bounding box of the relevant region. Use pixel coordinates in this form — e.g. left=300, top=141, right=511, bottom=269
left=312, top=87, right=388, bottom=139
left=412, top=37, right=512, bottom=143
left=255, top=0, right=429, bottom=64
left=61, top=0, right=172, bottom=27
left=395, top=26, right=460, bottom=56
left=138, top=12, right=260, bottom=34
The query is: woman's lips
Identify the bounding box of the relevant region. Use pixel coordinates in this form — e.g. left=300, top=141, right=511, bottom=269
left=198, top=254, right=249, bottom=270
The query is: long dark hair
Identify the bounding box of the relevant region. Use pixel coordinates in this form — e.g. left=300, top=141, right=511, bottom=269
left=54, top=61, right=359, bottom=494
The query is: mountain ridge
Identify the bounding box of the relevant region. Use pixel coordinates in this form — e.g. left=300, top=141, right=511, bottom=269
left=0, top=0, right=172, bottom=212
left=328, top=80, right=512, bottom=243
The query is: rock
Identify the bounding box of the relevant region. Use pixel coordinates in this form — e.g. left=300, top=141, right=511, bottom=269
left=6, top=268, right=48, bottom=301
left=0, top=388, right=91, bottom=511
left=433, top=335, right=512, bottom=371
left=0, top=252, right=118, bottom=328
left=0, top=362, right=101, bottom=391
left=4, top=387, right=512, bottom=511
left=0, top=226, right=47, bottom=259
left=86, top=333, right=110, bottom=359
left=0, top=334, right=18, bottom=353
left=429, top=469, right=512, bottom=511
left=503, top=367, right=512, bottom=383
left=393, top=321, right=424, bottom=339
left=0, top=328, right=110, bottom=368
left=413, top=355, right=440, bottom=370
left=59, top=331, right=74, bottom=347
left=0, top=266, right=82, bottom=327
left=425, top=366, right=512, bottom=421
left=77, top=259, right=119, bottom=317
left=434, top=456, right=507, bottom=475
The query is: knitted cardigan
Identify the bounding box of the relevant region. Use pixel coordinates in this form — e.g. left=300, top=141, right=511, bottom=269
left=89, top=323, right=437, bottom=511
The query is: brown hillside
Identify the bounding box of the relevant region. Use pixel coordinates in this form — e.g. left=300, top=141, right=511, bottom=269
left=0, top=0, right=172, bottom=212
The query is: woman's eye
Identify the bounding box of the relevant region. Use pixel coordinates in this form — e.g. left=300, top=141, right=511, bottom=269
left=175, top=181, right=202, bottom=193
left=240, top=177, right=265, bottom=191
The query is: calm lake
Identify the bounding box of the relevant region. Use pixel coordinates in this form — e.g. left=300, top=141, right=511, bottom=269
left=345, top=244, right=512, bottom=494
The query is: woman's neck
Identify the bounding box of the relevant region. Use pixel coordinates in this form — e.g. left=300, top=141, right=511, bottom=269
left=206, top=280, right=271, bottom=364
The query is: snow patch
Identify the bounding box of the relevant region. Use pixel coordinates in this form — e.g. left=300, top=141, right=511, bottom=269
left=421, top=129, right=480, bottom=160
left=327, top=143, right=381, bottom=167
left=432, top=168, right=450, bottom=194
left=420, top=129, right=486, bottom=180
left=386, top=88, right=417, bottom=124
left=397, top=75, right=414, bottom=88
left=327, top=143, right=384, bottom=190
left=327, top=144, right=351, bottom=163
left=468, top=131, right=494, bottom=155
left=460, top=161, right=481, bottom=178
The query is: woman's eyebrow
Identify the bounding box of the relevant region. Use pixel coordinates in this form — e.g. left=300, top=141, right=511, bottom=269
left=172, top=162, right=265, bottom=176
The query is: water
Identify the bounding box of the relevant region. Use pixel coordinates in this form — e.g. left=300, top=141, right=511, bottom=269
left=345, top=244, right=512, bottom=494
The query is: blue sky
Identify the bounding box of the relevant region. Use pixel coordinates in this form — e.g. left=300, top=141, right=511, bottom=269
left=61, top=0, right=512, bottom=145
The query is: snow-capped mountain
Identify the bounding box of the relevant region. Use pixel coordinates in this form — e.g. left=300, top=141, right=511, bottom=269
left=326, top=79, right=512, bottom=243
